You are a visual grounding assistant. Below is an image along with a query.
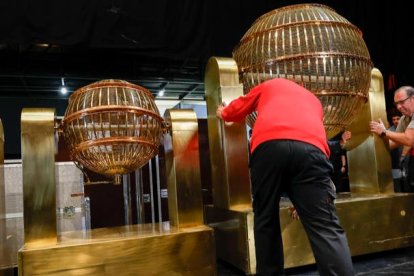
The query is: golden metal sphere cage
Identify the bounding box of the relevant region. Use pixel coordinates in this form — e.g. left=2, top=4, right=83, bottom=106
left=61, top=79, right=164, bottom=183
left=232, top=3, right=373, bottom=138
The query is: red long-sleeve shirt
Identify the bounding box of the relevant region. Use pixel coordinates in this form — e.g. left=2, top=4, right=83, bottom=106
left=221, top=78, right=330, bottom=157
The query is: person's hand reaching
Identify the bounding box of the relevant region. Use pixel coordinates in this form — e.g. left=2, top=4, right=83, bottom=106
left=289, top=207, right=299, bottom=220
left=341, top=131, right=352, bottom=143
left=216, top=102, right=227, bottom=119
left=369, top=118, right=387, bottom=136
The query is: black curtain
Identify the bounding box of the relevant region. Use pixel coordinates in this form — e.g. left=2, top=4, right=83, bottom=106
left=1, top=1, right=412, bottom=69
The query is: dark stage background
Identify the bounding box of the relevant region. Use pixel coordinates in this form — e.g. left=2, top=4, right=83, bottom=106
left=0, top=0, right=412, bottom=157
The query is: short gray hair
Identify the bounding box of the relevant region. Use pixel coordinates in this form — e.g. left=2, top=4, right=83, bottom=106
left=395, top=86, right=414, bottom=97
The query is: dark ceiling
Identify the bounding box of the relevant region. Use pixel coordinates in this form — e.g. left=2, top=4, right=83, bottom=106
left=0, top=0, right=413, bottom=105
left=0, top=44, right=206, bottom=101
left=0, top=0, right=413, bottom=158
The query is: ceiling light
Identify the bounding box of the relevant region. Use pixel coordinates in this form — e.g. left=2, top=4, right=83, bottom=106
left=158, top=89, right=165, bottom=97
left=60, top=77, right=67, bottom=94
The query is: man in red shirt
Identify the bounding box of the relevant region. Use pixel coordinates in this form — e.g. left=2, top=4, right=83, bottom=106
left=216, top=78, right=353, bottom=275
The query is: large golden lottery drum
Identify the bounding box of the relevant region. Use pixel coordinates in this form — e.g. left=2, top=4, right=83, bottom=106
left=62, top=79, right=163, bottom=182
left=232, top=3, right=373, bottom=138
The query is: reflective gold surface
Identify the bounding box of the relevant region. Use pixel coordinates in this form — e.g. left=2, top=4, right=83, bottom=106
left=205, top=205, right=255, bottom=274
left=205, top=57, right=251, bottom=210
left=164, top=109, right=204, bottom=228
left=61, top=79, right=163, bottom=182
left=232, top=3, right=373, bottom=138
left=19, top=223, right=216, bottom=275
left=207, top=194, right=414, bottom=274
left=21, top=108, right=57, bottom=247
left=347, top=68, right=393, bottom=193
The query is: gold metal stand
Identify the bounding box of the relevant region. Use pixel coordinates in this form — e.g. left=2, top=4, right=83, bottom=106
left=18, top=223, right=215, bottom=275
left=346, top=68, right=394, bottom=193
left=18, top=109, right=215, bottom=275
left=204, top=57, right=414, bottom=275
left=204, top=57, right=251, bottom=210
left=21, top=108, right=57, bottom=247
left=204, top=57, right=255, bottom=272
left=164, top=109, right=205, bottom=228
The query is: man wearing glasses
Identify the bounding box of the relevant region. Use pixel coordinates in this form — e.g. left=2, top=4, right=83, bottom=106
left=370, top=86, right=414, bottom=191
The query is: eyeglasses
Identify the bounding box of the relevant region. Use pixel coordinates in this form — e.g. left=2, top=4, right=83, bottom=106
left=394, top=96, right=412, bottom=107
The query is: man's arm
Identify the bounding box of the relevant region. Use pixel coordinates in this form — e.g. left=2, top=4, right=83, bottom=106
left=370, top=118, right=414, bottom=147
left=402, top=145, right=411, bottom=156
left=340, top=154, right=347, bottom=173
left=384, top=128, right=414, bottom=147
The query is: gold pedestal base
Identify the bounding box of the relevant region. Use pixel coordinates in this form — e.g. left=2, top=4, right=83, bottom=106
left=18, top=223, right=216, bottom=275
left=205, top=193, right=414, bottom=275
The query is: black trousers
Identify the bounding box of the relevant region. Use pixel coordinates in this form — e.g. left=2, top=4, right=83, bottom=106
left=250, top=140, right=354, bottom=276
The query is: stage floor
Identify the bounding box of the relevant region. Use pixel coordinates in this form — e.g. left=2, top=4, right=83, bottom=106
left=217, top=245, right=414, bottom=275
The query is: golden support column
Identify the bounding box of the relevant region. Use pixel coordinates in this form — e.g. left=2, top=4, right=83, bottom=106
left=21, top=108, right=57, bottom=247
left=164, top=109, right=205, bottom=228
left=204, top=56, right=251, bottom=210
left=346, top=68, right=394, bottom=193
left=204, top=57, right=256, bottom=273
